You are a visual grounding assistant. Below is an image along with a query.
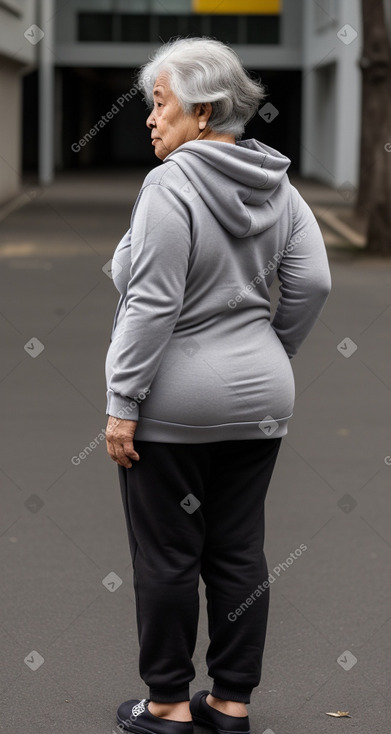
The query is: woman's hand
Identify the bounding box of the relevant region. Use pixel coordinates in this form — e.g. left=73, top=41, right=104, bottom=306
left=105, top=416, right=140, bottom=468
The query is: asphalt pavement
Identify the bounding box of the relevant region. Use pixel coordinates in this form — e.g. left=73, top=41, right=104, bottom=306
left=1, top=169, right=390, bottom=733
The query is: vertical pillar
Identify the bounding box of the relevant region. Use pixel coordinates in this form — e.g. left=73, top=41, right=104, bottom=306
left=38, top=0, right=55, bottom=184
left=333, top=0, right=362, bottom=187
left=300, top=0, right=315, bottom=178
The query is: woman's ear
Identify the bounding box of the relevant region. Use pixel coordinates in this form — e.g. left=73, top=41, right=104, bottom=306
left=197, top=102, right=212, bottom=126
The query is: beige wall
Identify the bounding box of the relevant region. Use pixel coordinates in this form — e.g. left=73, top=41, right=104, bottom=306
left=0, top=0, right=37, bottom=205
left=0, top=56, right=21, bottom=204
left=0, top=3, right=38, bottom=66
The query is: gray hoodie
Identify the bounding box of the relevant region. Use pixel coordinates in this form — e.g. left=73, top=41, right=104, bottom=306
left=105, top=138, right=331, bottom=442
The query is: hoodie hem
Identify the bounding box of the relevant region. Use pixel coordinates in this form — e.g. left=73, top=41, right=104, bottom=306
left=132, top=416, right=292, bottom=443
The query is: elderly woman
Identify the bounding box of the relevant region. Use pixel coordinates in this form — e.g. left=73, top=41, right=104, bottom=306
left=105, top=37, right=331, bottom=734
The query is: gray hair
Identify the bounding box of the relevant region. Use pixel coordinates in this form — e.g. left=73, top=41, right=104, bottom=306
left=136, top=37, right=266, bottom=138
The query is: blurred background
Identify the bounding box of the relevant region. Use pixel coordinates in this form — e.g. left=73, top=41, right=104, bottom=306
left=1, top=0, right=362, bottom=192
left=1, top=3, right=391, bottom=733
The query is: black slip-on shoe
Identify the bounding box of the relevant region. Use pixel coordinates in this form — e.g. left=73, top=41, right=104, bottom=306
left=190, top=691, right=250, bottom=734
left=116, top=698, right=194, bottom=734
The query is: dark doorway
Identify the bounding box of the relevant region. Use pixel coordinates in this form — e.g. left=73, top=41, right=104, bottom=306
left=22, top=66, right=302, bottom=174
left=246, top=69, right=302, bottom=170
left=22, top=69, right=39, bottom=172
left=61, top=67, right=301, bottom=171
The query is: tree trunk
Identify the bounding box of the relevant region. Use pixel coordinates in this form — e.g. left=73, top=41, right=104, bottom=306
left=356, top=0, right=391, bottom=254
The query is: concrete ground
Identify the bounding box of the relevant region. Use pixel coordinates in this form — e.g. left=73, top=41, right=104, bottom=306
left=0, top=169, right=390, bottom=734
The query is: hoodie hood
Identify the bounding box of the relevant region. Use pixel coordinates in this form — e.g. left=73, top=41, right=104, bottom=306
left=163, top=138, right=291, bottom=238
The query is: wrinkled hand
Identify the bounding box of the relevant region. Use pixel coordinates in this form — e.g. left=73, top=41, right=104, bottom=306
left=105, top=416, right=140, bottom=468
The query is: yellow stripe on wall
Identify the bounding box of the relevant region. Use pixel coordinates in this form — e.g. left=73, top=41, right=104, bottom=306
left=193, top=0, right=280, bottom=13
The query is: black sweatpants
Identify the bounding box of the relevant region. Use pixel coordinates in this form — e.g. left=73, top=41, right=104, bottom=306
left=117, top=436, right=282, bottom=704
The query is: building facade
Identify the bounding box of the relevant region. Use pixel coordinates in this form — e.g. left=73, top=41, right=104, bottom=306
left=301, top=0, right=362, bottom=188
left=0, top=0, right=38, bottom=203
left=1, top=0, right=362, bottom=205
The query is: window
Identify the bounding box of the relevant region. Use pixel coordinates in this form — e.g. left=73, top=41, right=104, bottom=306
left=121, top=14, right=150, bottom=42
left=210, top=15, right=240, bottom=44
left=246, top=15, right=280, bottom=44
left=79, top=13, right=114, bottom=42
left=78, top=12, right=280, bottom=44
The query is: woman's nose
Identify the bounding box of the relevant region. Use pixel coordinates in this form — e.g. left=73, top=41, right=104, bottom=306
left=146, top=111, right=155, bottom=129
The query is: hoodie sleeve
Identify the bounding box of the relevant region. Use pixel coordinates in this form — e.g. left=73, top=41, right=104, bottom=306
left=271, top=185, right=332, bottom=359
left=106, top=183, right=191, bottom=420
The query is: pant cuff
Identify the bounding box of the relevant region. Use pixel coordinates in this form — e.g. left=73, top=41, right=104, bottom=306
left=149, top=686, right=190, bottom=703
left=211, top=683, right=252, bottom=703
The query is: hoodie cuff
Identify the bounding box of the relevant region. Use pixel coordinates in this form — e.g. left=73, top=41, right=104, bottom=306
left=106, top=390, right=139, bottom=421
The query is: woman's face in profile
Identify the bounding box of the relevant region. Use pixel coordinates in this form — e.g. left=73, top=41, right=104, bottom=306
left=146, top=72, right=200, bottom=160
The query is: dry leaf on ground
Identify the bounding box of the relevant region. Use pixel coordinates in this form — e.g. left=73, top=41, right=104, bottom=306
left=325, top=711, right=351, bottom=718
